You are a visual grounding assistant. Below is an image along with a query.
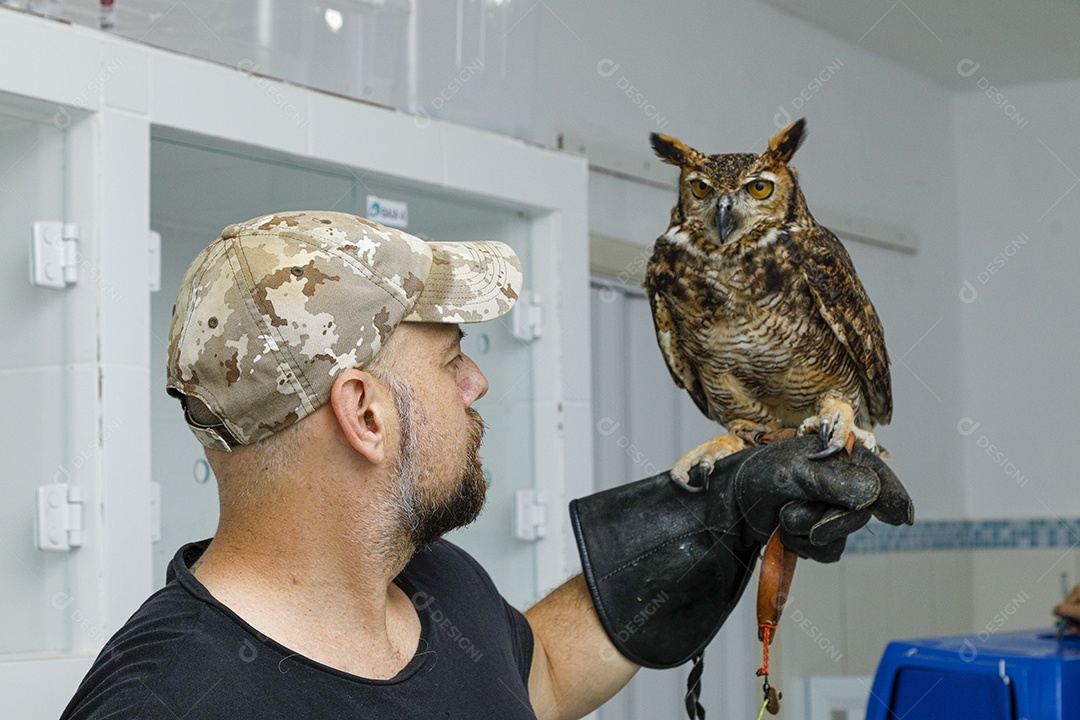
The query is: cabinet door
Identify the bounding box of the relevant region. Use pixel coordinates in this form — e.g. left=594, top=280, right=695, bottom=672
left=150, top=133, right=539, bottom=610
left=0, top=94, right=101, bottom=714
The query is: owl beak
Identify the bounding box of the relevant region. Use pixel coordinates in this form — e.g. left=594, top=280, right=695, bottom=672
left=716, top=195, right=735, bottom=243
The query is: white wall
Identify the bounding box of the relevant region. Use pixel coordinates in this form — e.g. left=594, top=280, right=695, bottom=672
left=954, top=77, right=1080, bottom=519
left=523, top=0, right=964, bottom=517
left=49, top=0, right=969, bottom=515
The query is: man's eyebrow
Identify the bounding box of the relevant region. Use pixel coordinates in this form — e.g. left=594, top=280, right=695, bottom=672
left=443, top=327, right=465, bottom=354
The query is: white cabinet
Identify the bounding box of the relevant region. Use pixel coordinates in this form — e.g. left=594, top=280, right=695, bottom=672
left=0, top=11, right=589, bottom=716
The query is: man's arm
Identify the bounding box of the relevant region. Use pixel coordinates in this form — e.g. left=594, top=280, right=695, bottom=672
left=525, top=574, right=638, bottom=720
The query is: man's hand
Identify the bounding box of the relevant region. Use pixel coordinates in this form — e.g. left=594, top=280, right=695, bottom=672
left=720, top=434, right=914, bottom=562
left=568, top=435, right=914, bottom=670
left=525, top=436, right=914, bottom=719
left=1054, top=583, right=1080, bottom=623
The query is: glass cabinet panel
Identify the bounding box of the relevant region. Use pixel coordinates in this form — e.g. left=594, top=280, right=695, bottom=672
left=150, top=132, right=537, bottom=609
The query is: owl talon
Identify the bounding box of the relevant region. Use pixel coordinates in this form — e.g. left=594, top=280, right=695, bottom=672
left=808, top=444, right=843, bottom=460
left=819, top=419, right=831, bottom=447
left=805, top=418, right=842, bottom=459
left=671, top=434, right=748, bottom=490
left=803, top=414, right=878, bottom=459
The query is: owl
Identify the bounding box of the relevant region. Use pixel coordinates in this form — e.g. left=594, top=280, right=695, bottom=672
left=645, top=119, right=891, bottom=482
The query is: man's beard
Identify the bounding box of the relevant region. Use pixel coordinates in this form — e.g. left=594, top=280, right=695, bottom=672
left=383, top=377, right=487, bottom=562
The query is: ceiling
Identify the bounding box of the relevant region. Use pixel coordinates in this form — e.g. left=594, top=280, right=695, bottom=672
left=759, top=0, right=1080, bottom=90
left=52, top=0, right=1080, bottom=92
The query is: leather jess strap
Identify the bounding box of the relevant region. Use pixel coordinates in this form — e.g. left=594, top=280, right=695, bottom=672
left=753, top=427, right=800, bottom=646
left=757, top=529, right=798, bottom=640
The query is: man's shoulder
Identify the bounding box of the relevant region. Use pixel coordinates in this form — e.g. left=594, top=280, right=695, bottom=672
left=62, top=541, right=265, bottom=719
left=61, top=581, right=218, bottom=718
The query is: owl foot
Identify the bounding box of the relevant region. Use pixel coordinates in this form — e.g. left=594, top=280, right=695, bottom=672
left=730, top=422, right=774, bottom=447
left=672, top=434, right=748, bottom=489
left=798, top=399, right=878, bottom=459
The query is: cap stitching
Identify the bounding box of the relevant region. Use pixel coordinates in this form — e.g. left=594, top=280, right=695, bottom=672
left=410, top=242, right=515, bottom=316
left=324, top=244, right=412, bottom=315
left=228, top=236, right=319, bottom=435
left=245, top=227, right=416, bottom=316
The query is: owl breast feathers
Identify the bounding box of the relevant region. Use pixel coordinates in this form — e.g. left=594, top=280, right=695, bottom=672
left=644, top=119, right=891, bottom=459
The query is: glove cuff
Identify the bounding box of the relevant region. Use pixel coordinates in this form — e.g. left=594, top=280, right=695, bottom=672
left=570, top=471, right=759, bottom=669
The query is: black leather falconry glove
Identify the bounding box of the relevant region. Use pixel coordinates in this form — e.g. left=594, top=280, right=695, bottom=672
left=570, top=435, right=913, bottom=669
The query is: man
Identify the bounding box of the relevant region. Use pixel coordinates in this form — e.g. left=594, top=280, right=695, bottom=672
left=1057, top=585, right=1080, bottom=635
left=62, top=211, right=912, bottom=719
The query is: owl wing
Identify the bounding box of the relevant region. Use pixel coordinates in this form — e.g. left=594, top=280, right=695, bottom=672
left=646, top=285, right=712, bottom=420
left=796, top=225, right=893, bottom=425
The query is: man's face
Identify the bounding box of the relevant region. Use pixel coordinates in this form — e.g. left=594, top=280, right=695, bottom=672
left=382, top=324, right=490, bottom=552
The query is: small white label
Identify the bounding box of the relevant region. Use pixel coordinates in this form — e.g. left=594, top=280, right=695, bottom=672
left=366, top=195, right=409, bottom=229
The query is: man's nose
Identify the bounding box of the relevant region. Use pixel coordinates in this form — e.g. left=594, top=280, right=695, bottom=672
left=461, top=355, right=488, bottom=407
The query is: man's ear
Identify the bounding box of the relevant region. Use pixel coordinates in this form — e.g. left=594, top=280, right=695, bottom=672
left=330, top=369, right=391, bottom=466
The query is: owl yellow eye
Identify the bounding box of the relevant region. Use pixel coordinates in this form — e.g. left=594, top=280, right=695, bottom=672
left=690, top=178, right=712, bottom=199
left=746, top=179, right=774, bottom=200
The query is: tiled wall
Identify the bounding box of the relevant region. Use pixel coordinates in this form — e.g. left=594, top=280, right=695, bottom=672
left=773, top=518, right=1080, bottom=699
left=847, top=517, right=1080, bottom=553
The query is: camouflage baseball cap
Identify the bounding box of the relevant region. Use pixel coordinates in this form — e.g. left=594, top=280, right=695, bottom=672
left=166, top=211, right=522, bottom=451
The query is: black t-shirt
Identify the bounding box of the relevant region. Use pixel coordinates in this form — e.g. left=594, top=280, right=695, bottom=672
left=61, top=539, right=537, bottom=719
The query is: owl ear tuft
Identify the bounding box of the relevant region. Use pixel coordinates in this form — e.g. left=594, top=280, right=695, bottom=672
left=651, top=133, right=693, bottom=166
left=766, top=118, right=807, bottom=164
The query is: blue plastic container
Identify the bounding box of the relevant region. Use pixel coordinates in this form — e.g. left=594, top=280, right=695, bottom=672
left=866, top=630, right=1080, bottom=719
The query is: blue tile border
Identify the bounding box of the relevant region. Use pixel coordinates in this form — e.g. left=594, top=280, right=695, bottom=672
left=845, top=517, right=1080, bottom=554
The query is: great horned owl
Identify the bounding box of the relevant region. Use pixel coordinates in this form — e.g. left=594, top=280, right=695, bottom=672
left=645, top=119, right=891, bottom=482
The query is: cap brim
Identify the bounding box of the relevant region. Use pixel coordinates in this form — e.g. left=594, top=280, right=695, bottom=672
left=403, top=241, right=523, bottom=324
